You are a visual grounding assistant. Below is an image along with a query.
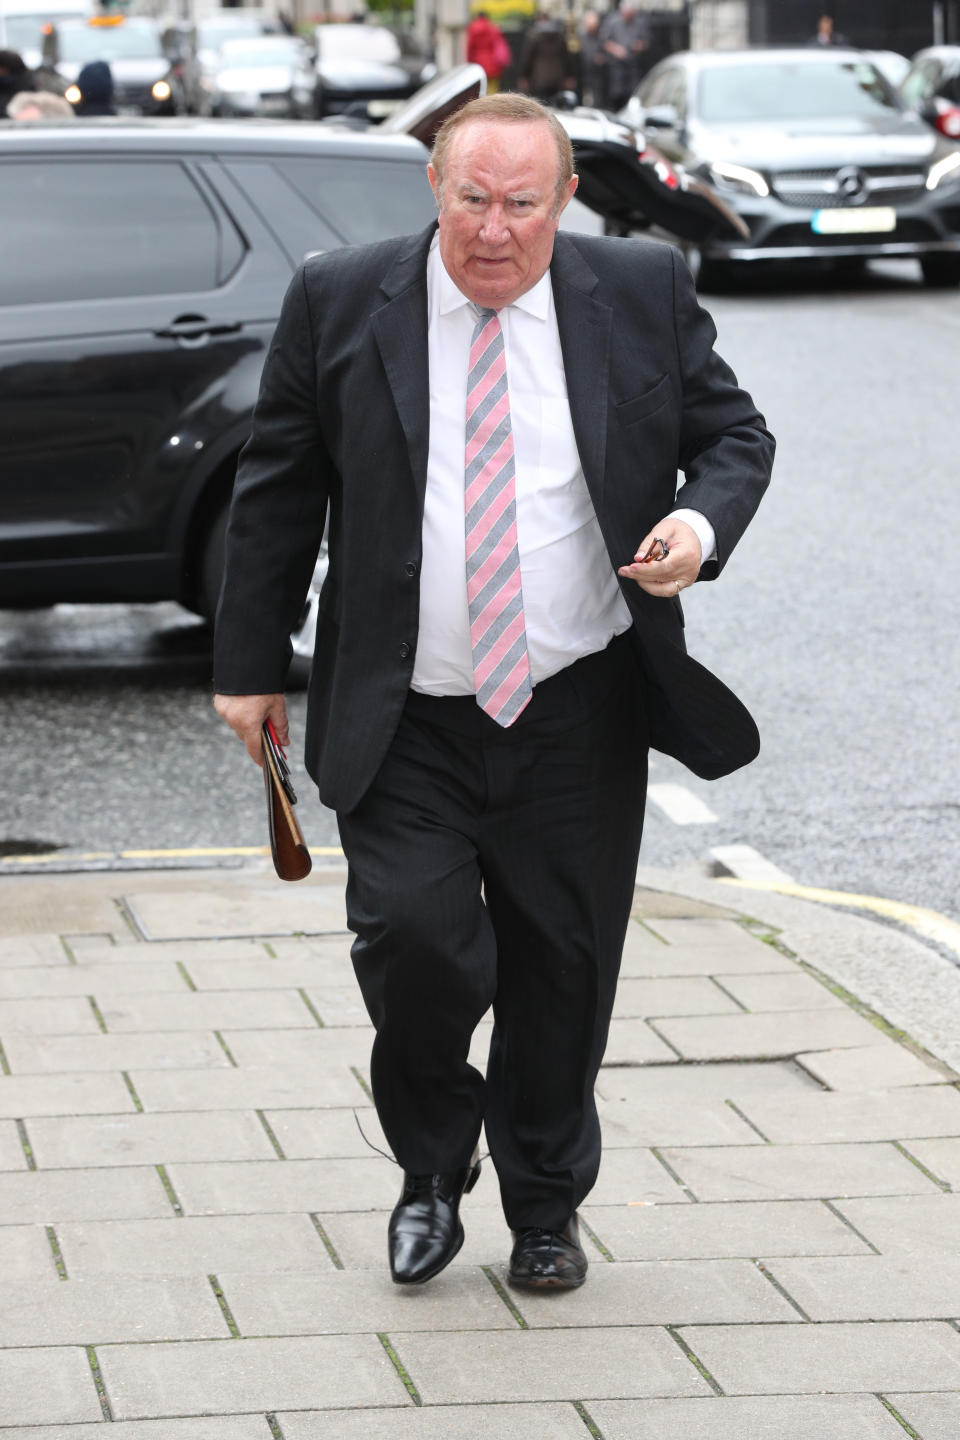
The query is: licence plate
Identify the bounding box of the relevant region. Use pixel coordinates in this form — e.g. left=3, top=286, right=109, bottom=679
left=117, top=105, right=141, bottom=116
left=811, top=207, right=897, bottom=234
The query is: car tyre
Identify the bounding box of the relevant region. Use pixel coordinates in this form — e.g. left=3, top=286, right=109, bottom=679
left=920, top=254, right=960, bottom=287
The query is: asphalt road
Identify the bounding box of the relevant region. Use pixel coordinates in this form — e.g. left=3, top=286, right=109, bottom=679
left=2, top=257, right=958, bottom=930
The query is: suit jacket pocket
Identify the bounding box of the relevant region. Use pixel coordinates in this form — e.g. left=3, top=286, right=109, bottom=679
left=615, top=374, right=672, bottom=427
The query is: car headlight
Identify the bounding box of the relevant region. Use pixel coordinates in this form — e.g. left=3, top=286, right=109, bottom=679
left=65, top=84, right=81, bottom=105
left=708, top=161, right=769, bottom=199
left=926, top=152, right=960, bottom=190
left=152, top=79, right=172, bottom=101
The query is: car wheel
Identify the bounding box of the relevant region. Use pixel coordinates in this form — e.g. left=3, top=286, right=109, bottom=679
left=199, top=501, right=328, bottom=692
left=920, top=254, right=960, bottom=287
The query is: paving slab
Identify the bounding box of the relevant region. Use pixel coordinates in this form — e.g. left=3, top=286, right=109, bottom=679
left=261, top=1106, right=386, bottom=1160
left=886, top=1393, right=960, bottom=1439
left=123, top=885, right=349, bottom=941
left=587, top=1394, right=908, bottom=1439
left=391, top=1326, right=711, bottom=1403
left=611, top=976, right=742, bottom=1018
left=167, top=1155, right=399, bottom=1215
left=596, top=1017, right=680, bottom=1064
left=900, top=1137, right=960, bottom=1187
left=0, top=935, right=70, bottom=967
left=0, top=1166, right=172, bottom=1223
left=498, top=1258, right=800, bottom=1327
left=57, top=1214, right=334, bottom=1277
left=834, top=1194, right=960, bottom=1256
left=301, top=985, right=375, bottom=1027
left=218, top=1028, right=371, bottom=1069
left=219, top=1266, right=515, bottom=1335
left=279, top=1403, right=591, bottom=1439
left=580, top=1199, right=871, bottom=1261
left=596, top=1060, right=818, bottom=1105
left=2, top=1031, right=231, bottom=1075
left=618, top=934, right=795, bottom=977
left=584, top=1146, right=690, bottom=1206
left=71, top=938, right=273, bottom=965
left=652, top=1009, right=882, bottom=1061
left=0, top=962, right=187, bottom=999
left=594, top=1094, right=763, bottom=1148
left=318, top=1203, right=512, bottom=1272
left=181, top=956, right=347, bottom=991
left=0, top=1347, right=102, bottom=1425
left=98, top=990, right=316, bottom=1032
left=643, top=918, right=770, bottom=950
left=129, top=1064, right=368, bottom=1112
left=715, top=971, right=846, bottom=1011
left=0, top=1423, right=270, bottom=1440
left=0, top=1118, right=27, bottom=1170
left=733, top=1086, right=960, bottom=1143
left=763, top=1254, right=960, bottom=1320
left=98, top=1334, right=411, bottom=1417
left=680, top=1320, right=960, bottom=1393
left=0, top=1072, right=137, bottom=1119
left=659, top=1141, right=940, bottom=1201
left=0, top=1276, right=228, bottom=1346
left=796, top=1043, right=954, bottom=1090
left=27, top=1111, right=279, bottom=1168
left=0, top=1224, right=61, bottom=1279
left=0, top=997, right=102, bottom=1035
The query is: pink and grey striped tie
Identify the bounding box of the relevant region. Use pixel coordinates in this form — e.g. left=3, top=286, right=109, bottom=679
left=464, top=305, right=532, bottom=727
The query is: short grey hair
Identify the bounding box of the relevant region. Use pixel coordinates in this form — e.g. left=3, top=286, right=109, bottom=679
left=429, top=92, right=575, bottom=213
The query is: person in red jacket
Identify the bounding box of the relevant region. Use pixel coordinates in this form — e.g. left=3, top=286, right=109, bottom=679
left=466, top=10, right=511, bottom=94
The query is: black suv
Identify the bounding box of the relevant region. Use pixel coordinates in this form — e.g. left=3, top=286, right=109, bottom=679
left=0, top=119, right=438, bottom=680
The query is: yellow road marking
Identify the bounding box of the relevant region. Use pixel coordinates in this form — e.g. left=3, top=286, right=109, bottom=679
left=1, top=845, right=345, bottom=866
left=720, top=877, right=960, bottom=963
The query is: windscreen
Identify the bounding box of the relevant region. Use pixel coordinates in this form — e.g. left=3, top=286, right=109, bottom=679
left=57, top=19, right=164, bottom=61
left=698, top=60, right=902, bottom=123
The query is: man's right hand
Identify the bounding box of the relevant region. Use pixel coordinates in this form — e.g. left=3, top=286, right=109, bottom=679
left=213, top=693, right=289, bottom=767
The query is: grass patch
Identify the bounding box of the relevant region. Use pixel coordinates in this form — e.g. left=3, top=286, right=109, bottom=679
left=377, top=1333, right=422, bottom=1405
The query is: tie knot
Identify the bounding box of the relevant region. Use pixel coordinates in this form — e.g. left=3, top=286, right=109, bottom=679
left=472, top=304, right=499, bottom=325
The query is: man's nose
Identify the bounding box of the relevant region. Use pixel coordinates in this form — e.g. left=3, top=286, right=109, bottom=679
left=479, top=206, right=510, bottom=246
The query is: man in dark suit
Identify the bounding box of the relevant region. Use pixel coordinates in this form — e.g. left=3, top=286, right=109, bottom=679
left=214, top=93, right=774, bottom=1291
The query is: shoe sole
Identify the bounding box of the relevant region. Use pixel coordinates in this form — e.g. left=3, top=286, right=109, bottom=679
left=506, top=1269, right=587, bottom=1290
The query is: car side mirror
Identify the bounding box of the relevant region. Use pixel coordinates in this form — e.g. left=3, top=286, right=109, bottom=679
left=643, top=103, right=678, bottom=129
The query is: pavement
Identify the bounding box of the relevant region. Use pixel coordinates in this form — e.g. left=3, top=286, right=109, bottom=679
left=1, top=858, right=960, bottom=1438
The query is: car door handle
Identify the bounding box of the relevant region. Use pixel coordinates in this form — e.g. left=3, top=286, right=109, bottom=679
left=155, top=316, right=243, bottom=347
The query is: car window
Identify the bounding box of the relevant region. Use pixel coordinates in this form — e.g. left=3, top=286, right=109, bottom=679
left=638, top=66, right=669, bottom=106
left=658, top=68, right=686, bottom=118
left=273, top=156, right=436, bottom=246
left=316, top=25, right=401, bottom=63
left=697, top=60, right=902, bottom=123
left=56, top=18, right=164, bottom=61
left=0, top=161, right=225, bottom=306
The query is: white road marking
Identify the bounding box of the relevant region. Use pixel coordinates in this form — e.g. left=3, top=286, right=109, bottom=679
left=711, top=843, right=796, bottom=886
left=647, top=783, right=718, bottom=825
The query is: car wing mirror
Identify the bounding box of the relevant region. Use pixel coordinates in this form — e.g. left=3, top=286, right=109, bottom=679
left=643, top=103, right=678, bottom=129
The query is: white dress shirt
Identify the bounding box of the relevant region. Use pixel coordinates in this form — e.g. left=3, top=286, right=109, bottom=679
left=411, top=235, right=715, bottom=696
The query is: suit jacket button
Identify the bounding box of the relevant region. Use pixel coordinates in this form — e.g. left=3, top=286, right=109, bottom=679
left=405, top=561, right=418, bottom=577
left=399, top=642, right=411, bottom=659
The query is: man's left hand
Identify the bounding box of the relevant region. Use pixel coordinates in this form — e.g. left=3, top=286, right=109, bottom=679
left=618, top=516, right=702, bottom=597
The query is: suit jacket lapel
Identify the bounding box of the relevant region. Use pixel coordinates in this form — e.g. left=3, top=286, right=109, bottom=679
left=371, top=224, right=437, bottom=516
left=551, top=236, right=612, bottom=506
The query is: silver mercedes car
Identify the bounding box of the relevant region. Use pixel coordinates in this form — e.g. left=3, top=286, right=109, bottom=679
left=620, top=47, right=960, bottom=287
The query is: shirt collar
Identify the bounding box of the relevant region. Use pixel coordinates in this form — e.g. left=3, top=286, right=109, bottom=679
left=430, top=232, right=552, bottom=321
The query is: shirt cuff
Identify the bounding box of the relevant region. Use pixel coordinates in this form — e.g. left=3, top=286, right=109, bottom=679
left=670, top=508, right=716, bottom=566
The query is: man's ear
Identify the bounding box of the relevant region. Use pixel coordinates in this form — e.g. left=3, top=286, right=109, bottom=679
left=427, top=163, right=442, bottom=210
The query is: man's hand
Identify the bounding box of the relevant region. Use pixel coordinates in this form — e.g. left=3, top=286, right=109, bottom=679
left=213, top=693, right=289, bottom=767
left=617, top=516, right=702, bottom=597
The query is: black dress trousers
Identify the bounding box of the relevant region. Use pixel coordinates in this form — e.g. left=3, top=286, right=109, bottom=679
left=336, top=633, right=648, bottom=1230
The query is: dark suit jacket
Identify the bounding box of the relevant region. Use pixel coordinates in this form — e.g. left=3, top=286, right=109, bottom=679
left=214, top=224, right=775, bottom=813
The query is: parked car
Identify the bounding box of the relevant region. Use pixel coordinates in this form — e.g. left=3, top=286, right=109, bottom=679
left=0, top=117, right=438, bottom=682
left=209, top=35, right=318, bottom=119
left=191, top=9, right=283, bottom=114
left=313, top=22, right=436, bottom=118
left=620, top=47, right=960, bottom=287
left=41, top=14, right=186, bottom=116
left=900, top=46, right=960, bottom=140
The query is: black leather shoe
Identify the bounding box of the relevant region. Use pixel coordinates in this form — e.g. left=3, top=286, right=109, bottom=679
left=507, top=1213, right=588, bottom=1289
left=388, top=1151, right=481, bottom=1285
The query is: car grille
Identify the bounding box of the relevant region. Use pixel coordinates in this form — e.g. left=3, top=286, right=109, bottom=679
left=772, top=165, right=926, bottom=209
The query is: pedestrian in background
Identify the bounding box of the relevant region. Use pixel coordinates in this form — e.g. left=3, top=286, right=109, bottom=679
left=213, top=91, right=773, bottom=1293
left=808, top=14, right=849, bottom=46
left=577, top=8, right=607, bottom=107
left=602, top=0, right=649, bottom=111
left=517, top=10, right=573, bottom=102
left=0, top=49, right=36, bottom=117
left=71, top=60, right=115, bottom=116
left=466, top=9, right=512, bottom=95
left=8, top=90, right=75, bottom=120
